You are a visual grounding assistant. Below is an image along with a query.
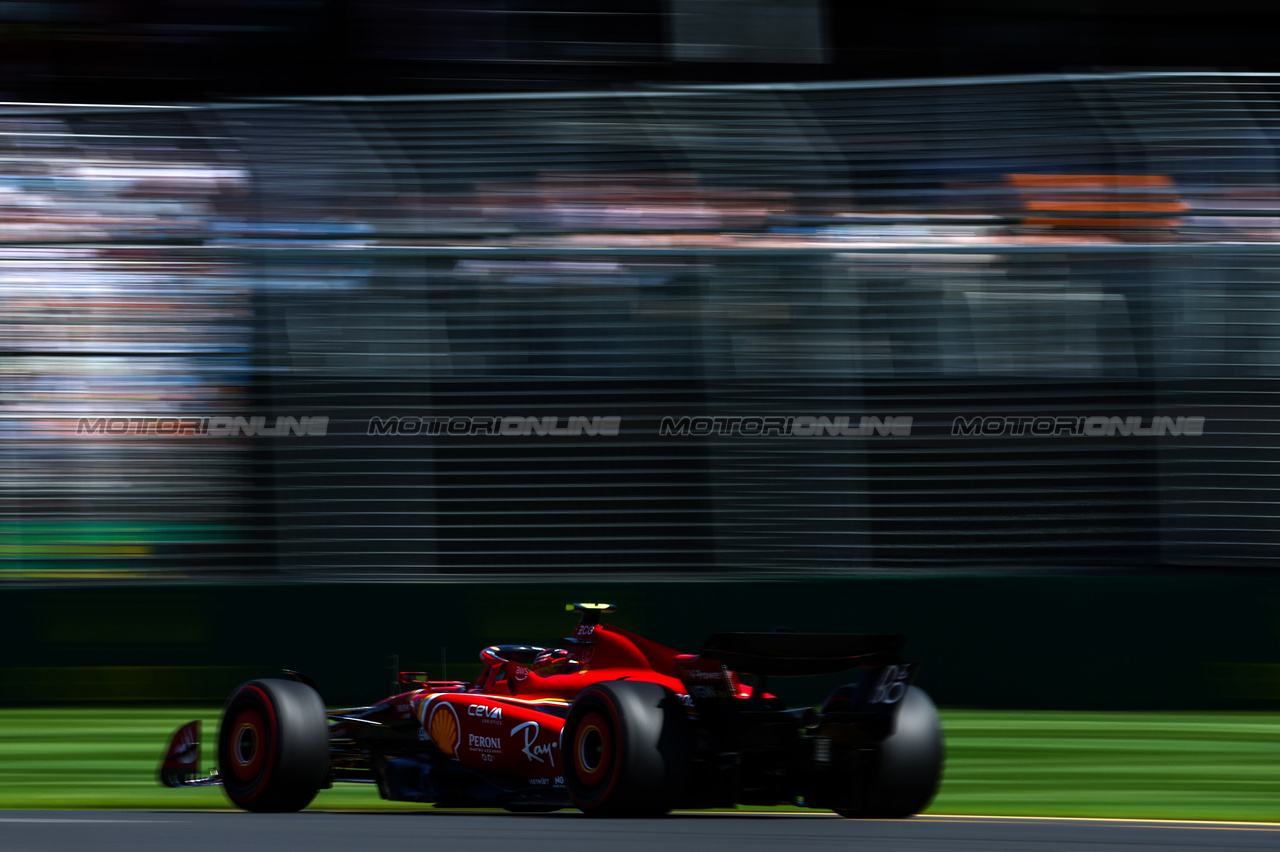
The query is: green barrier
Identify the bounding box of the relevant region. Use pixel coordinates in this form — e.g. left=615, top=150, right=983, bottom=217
left=0, top=666, right=263, bottom=703
left=3, top=576, right=1280, bottom=709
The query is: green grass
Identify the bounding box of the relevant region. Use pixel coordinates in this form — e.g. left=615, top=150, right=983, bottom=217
left=937, top=710, right=1280, bottom=822
left=1, top=707, right=1278, bottom=821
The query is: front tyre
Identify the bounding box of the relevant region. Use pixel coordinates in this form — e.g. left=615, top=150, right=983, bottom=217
left=837, top=685, right=944, bottom=818
left=562, top=681, right=690, bottom=816
left=218, top=678, right=329, bottom=812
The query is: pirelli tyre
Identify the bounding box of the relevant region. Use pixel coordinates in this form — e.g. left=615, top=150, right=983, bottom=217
left=836, top=685, right=944, bottom=818
left=562, top=680, right=691, bottom=816
left=218, top=678, right=329, bottom=812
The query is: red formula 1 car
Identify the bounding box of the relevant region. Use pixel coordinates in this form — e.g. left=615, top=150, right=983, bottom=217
left=160, top=603, right=943, bottom=816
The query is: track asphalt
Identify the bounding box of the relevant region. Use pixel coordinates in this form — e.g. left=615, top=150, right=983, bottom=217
left=2, top=812, right=1278, bottom=852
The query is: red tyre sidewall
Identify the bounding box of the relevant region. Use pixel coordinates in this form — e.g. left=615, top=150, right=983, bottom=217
left=221, top=684, right=279, bottom=806
left=226, top=706, right=267, bottom=784
left=572, top=710, right=614, bottom=787
left=567, top=691, right=623, bottom=809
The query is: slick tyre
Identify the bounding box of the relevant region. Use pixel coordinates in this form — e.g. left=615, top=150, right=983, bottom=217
left=218, top=678, right=329, bottom=812
left=836, top=686, right=944, bottom=818
left=563, top=681, right=691, bottom=817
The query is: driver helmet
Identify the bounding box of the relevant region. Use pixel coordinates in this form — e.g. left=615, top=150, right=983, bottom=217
left=532, top=647, right=573, bottom=676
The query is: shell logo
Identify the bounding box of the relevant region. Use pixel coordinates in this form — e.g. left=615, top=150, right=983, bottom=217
left=428, top=702, right=461, bottom=758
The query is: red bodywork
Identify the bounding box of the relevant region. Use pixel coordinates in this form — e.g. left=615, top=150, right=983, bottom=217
left=330, top=619, right=749, bottom=787
left=161, top=603, right=938, bottom=816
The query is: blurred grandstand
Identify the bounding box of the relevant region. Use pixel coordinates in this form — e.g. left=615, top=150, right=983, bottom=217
left=2, top=73, right=1280, bottom=582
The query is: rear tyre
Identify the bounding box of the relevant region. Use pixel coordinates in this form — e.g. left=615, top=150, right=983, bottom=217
left=562, top=681, right=690, bottom=816
left=218, top=678, right=329, bottom=812
left=836, top=686, right=944, bottom=818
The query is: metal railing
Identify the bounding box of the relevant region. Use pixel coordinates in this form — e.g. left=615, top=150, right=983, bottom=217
left=3, top=73, right=1280, bottom=581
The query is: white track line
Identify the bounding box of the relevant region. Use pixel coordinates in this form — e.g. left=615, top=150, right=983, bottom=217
left=923, top=815, right=1280, bottom=829
left=669, top=812, right=1280, bottom=828
left=0, top=813, right=177, bottom=818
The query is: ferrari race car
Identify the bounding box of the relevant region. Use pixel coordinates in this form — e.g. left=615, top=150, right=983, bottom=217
left=160, top=603, right=943, bottom=816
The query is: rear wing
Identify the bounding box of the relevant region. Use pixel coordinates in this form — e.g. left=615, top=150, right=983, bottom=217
left=698, top=633, right=905, bottom=676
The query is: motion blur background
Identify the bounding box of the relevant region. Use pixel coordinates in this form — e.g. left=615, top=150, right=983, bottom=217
left=4, top=1, right=1280, bottom=710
